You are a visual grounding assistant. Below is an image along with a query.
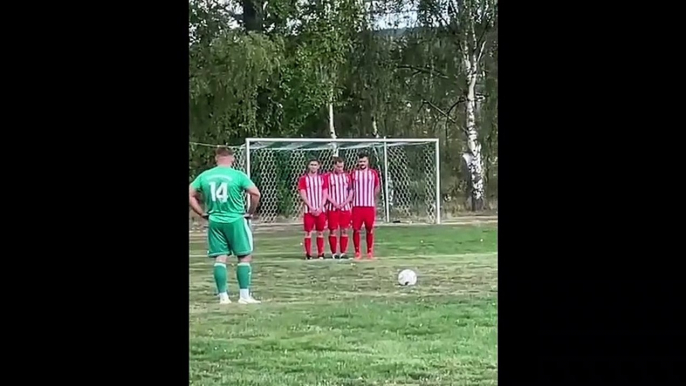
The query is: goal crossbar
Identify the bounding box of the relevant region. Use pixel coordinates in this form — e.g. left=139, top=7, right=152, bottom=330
left=243, top=140, right=435, bottom=152
left=245, top=137, right=439, bottom=144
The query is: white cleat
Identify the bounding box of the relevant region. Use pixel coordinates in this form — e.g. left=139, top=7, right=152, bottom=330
left=219, top=293, right=231, bottom=304
left=238, top=296, right=261, bottom=304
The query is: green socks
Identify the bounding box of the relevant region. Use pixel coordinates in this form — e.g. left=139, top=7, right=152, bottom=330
left=236, top=262, right=252, bottom=298
left=213, top=262, right=228, bottom=294
left=236, top=262, right=252, bottom=289
left=212, top=261, right=252, bottom=299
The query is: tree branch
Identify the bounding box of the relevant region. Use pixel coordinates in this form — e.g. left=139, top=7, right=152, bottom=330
left=416, top=100, right=427, bottom=116
left=469, top=5, right=478, bottom=54
left=474, top=2, right=498, bottom=63
left=396, top=65, right=449, bottom=79
left=447, top=97, right=466, bottom=117
left=476, top=39, right=487, bottom=65
left=424, top=100, right=455, bottom=124
left=420, top=97, right=469, bottom=136
left=428, top=0, right=461, bottom=51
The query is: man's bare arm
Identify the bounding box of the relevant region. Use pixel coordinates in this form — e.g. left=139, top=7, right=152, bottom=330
left=245, top=185, right=261, bottom=216
left=326, top=189, right=336, bottom=205
left=189, top=185, right=206, bottom=218
left=326, top=189, right=342, bottom=209
left=374, top=173, right=381, bottom=197
left=299, top=189, right=311, bottom=210
left=345, top=187, right=354, bottom=206
left=320, top=188, right=328, bottom=211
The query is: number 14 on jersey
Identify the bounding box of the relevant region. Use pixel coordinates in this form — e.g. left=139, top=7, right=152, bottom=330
left=209, top=181, right=229, bottom=202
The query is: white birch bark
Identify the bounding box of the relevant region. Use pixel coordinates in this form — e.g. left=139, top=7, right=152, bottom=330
left=457, top=0, right=495, bottom=211
left=371, top=117, right=380, bottom=138
left=329, top=101, right=339, bottom=156
left=461, top=40, right=486, bottom=210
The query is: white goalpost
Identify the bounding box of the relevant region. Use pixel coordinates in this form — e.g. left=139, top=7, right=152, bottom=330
left=231, top=138, right=441, bottom=225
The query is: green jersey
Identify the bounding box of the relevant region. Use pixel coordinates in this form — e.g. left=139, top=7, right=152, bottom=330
left=191, top=166, right=255, bottom=223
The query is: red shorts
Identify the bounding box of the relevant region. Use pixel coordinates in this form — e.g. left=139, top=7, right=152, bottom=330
left=327, top=210, right=351, bottom=230
left=303, top=212, right=327, bottom=232
left=351, top=207, right=376, bottom=231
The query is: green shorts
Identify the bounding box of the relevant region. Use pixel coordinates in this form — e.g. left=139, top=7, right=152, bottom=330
left=207, top=218, right=253, bottom=257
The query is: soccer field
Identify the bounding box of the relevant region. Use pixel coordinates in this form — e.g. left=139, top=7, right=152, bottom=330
left=189, top=223, right=498, bottom=385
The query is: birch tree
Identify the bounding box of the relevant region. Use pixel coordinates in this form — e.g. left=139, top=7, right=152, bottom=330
left=404, top=0, right=497, bottom=210
left=450, top=0, right=497, bottom=210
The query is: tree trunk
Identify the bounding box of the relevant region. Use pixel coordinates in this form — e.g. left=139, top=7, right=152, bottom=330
left=329, top=102, right=339, bottom=157
left=462, top=49, right=485, bottom=212
left=242, top=0, right=263, bottom=32
left=371, top=117, right=380, bottom=138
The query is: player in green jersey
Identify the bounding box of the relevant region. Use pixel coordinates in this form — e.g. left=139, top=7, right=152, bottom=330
left=189, top=146, right=262, bottom=304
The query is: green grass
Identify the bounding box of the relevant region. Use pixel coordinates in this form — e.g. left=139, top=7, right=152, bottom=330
left=189, top=224, right=498, bottom=386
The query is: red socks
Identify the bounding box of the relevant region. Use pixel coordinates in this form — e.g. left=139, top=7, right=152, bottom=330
left=329, top=235, right=337, bottom=254
left=340, top=235, right=349, bottom=254
left=304, top=238, right=312, bottom=256
left=329, top=234, right=350, bottom=255
left=353, top=231, right=361, bottom=253
left=366, top=231, right=374, bottom=253
left=305, top=236, right=326, bottom=256
left=316, top=236, right=324, bottom=255
left=352, top=231, right=373, bottom=253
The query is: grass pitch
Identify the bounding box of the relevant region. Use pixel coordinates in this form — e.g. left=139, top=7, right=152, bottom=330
left=189, top=223, right=498, bottom=386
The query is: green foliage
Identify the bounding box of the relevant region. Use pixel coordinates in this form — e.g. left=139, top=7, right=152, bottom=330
left=189, top=0, right=499, bottom=209
left=190, top=32, right=283, bottom=141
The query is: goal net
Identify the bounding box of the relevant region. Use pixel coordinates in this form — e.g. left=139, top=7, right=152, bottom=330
left=230, top=138, right=441, bottom=225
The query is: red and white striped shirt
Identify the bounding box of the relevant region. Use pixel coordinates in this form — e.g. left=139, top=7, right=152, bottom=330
left=351, top=168, right=380, bottom=207
left=298, top=173, right=329, bottom=213
left=325, top=171, right=353, bottom=211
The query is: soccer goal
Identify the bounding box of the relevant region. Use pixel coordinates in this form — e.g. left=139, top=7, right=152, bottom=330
left=232, top=138, right=441, bottom=225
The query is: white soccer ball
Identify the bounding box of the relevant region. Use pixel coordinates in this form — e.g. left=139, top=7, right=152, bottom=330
left=397, top=269, right=417, bottom=286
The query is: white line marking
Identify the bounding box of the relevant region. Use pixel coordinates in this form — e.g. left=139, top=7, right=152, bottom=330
left=188, top=251, right=497, bottom=260
left=189, top=235, right=311, bottom=242
left=188, top=250, right=298, bottom=257
left=188, top=219, right=498, bottom=235
left=189, top=241, right=410, bottom=247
